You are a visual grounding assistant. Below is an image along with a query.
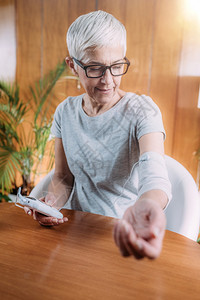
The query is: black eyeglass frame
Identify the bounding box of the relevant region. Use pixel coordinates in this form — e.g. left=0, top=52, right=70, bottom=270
left=72, top=57, right=130, bottom=78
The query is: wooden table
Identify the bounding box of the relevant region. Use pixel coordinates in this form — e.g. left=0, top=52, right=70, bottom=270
left=0, top=202, right=200, bottom=300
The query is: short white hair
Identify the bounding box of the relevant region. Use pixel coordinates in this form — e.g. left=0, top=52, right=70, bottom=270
left=66, top=10, right=127, bottom=62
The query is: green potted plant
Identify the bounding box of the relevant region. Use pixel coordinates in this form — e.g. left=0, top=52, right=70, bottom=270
left=0, top=61, right=76, bottom=200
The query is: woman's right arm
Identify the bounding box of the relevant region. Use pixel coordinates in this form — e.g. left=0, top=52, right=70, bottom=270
left=47, top=137, right=74, bottom=209
left=25, top=137, right=74, bottom=226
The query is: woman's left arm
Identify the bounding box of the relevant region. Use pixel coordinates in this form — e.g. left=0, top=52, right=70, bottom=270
left=138, top=131, right=169, bottom=208
left=113, top=132, right=170, bottom=259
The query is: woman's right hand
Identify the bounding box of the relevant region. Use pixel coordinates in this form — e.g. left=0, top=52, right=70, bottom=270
left=24, top=195, right=68, bottom=226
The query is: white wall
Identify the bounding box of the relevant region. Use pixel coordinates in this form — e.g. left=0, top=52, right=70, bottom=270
left=0, top=1, right=16, bottom=82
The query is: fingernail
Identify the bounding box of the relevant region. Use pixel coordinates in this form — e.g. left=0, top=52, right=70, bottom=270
left=122, top=220, right=130, bottom=234
left=136, top=240, right=143, bottom=251
left=27, top=210, right=31, bottom=216
left=46, top=200, right=53, bottom=206
left=152, top=227, right=160, bottom=238
left=46, top=198, right=55, bottom=206
left=52, top=218, right=58, bottom=223
left=59, top=219, right=64, bottom=223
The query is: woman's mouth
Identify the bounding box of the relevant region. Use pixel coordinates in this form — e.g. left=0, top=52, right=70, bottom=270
left=96, top=87, right=112, bottom=93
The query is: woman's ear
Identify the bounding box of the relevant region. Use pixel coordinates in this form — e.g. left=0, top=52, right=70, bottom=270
left=65, top=57, right=78, bottom=76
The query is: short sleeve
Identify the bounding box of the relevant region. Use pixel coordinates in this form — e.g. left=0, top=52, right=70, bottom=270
left=51, top=103, right=62, bottom=138
left=136, top=95, right=165, bottom=140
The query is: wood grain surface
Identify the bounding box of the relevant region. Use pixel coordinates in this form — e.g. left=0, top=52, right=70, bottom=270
left=0, top=202, right=200, bottom=300
left=148, top=0, right=183, bottom=155
left=16, top=0, right=42, bottom=93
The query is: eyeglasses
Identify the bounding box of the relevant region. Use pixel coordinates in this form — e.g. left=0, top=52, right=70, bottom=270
left=72, top=57, right=130, bottom=78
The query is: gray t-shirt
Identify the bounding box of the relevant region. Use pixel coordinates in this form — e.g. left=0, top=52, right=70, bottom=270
left=51, top=92, right=165, bottom=218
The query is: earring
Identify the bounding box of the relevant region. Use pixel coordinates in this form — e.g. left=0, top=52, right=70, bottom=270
left=77, top=78, right=81, bottom=89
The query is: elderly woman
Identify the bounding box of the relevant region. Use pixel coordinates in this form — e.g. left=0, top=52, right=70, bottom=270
left=25, top=10, right=171, bottom=259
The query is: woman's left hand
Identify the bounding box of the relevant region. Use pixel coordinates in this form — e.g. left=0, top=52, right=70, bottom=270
left=113, top=198, right=166, bottom=259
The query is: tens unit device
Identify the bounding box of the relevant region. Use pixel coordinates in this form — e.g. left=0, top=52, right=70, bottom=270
left=15, top=187, right=63, bottom=219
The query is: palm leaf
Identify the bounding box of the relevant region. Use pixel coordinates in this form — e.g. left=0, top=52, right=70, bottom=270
left=31, top=61, right=66, bottom=125
left=0, top=149, right=21, bottom=193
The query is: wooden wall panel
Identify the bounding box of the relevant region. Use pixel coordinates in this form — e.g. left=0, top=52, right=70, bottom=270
left=42, top=0, right=73, bottom=113
left=149, top=0, right=183, bottom=155
left=0, top=0, right=13, bottom=7
left=43, top=0, right=69, bottom=74
left=172, top=76, right=200, bottom=179
left=16, top=0, right=42, bottom=93
left=98, top=0, right=154, bottom=94
left=15, top=0, right=42, bottom=186
left=67, top=0, right=96, bottom=25
left=124, top=0, right=154, bottom=95
left=172, top=13, right=200, bottom=180
left=97, top=0, right=126, bottom=22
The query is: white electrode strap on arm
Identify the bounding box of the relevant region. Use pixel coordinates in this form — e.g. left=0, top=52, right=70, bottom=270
left=138, top=152, right=172, bottom=208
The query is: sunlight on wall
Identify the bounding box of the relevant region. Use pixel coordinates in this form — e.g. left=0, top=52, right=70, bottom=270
left=185, top=0, right=200, bottom=18
left=178, top=0, right=200, bottom=77
left=0, top=2, right=16, bottom=81
left=178, top=35, right=200, bottom=77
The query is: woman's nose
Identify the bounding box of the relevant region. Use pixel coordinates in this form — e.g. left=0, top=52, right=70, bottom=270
left=100, top=69, right=113, bottom=84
